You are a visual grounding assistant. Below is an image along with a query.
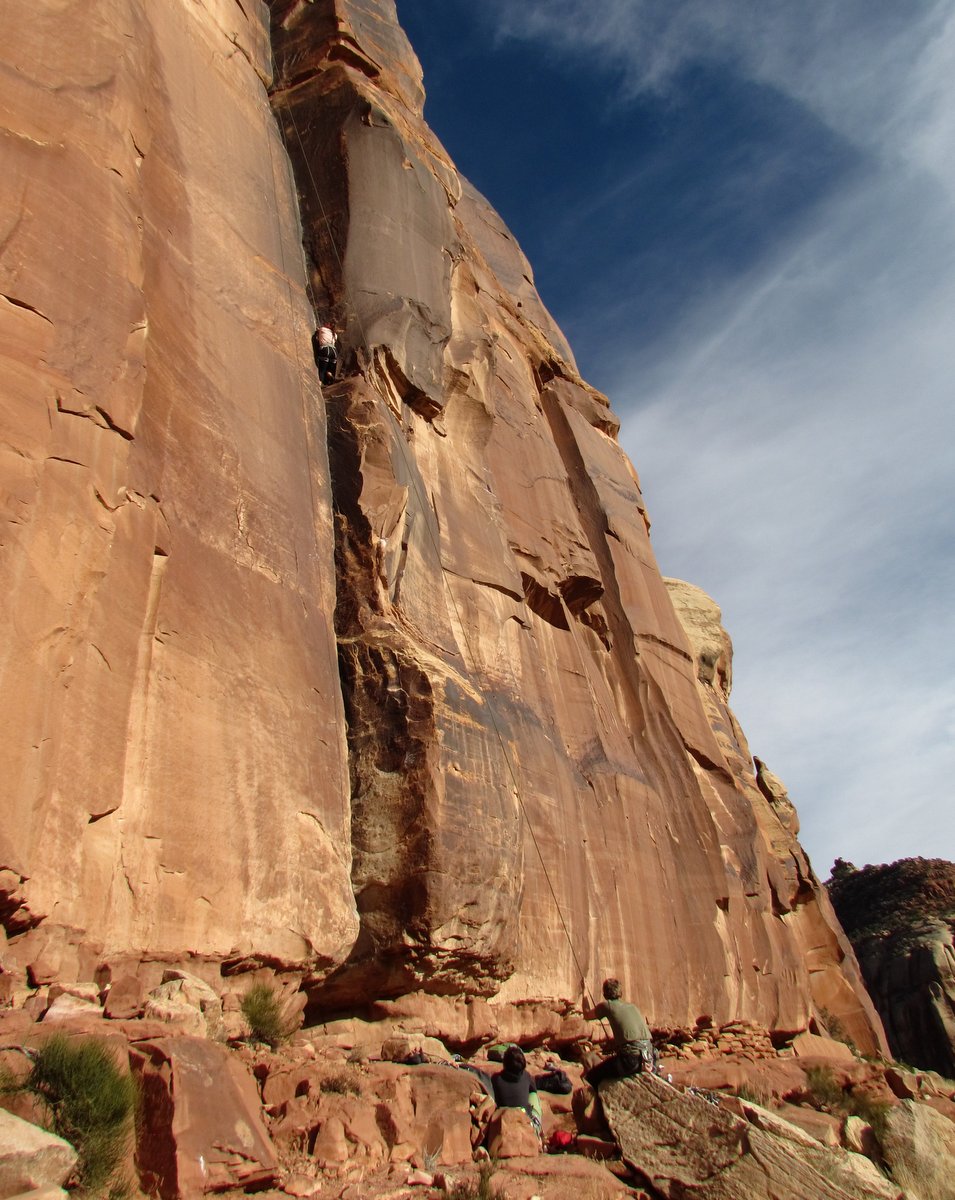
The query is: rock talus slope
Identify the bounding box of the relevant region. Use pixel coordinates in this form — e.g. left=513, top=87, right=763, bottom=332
left=1, top=0, right=883, bottom=1048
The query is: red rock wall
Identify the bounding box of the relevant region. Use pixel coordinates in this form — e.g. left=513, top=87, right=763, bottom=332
left=0, top=0, right=885, bottom=1050
left=268, top=2, right=886, bottom=1048
left=0, top=0, right=356, bottom=978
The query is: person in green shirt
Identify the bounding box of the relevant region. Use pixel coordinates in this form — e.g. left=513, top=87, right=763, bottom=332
left=582, top=977, right=654, bottom=1087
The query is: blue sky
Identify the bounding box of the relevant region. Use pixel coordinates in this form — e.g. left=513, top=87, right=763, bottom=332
left=395, top=0, right=955, bottom=876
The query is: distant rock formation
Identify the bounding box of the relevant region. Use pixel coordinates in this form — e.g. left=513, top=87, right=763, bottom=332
left=827, top=858, right=955, bottom=1077
left=0, top=0, right=884, bottom=1051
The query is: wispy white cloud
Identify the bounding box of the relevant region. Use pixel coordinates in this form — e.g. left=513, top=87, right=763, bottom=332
left=486, top=0, right=955, bottom=871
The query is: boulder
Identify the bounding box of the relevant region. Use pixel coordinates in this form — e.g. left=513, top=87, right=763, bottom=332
left=0, top=1110, right=77, bottom=1196
left=485, top=1108, right=540, bottom=1159
left=129, top=1037, right=277, bottom=1197
left=772, top=1104, right=843, bottom=1148
left=880, top=1099, right=955, bottom=1200
left=103, top=975, right=145, bottom=1020
left=311, top=1095, right=387, bottom=1169
left=883, top=1067, right=920, bottom=1101
left=791, top=1033, right=857, bottom=1063
left=380, top=1034, right=454, bottom=1064
left=148, top=972, right=223, bottom=1038
left=602, top=1073, right=901, bottom=1199
left=3, top=1190, right=68, bottom=1200
left=141, top=996, right=207, bottom=1038
left=45, top=983, right=100, bottom=1007
left=366, top=1062, right=478, bottom=1166
left=40, top=994, right=102, bottom=1023
left=843, top=1115, right=881, bottom=1160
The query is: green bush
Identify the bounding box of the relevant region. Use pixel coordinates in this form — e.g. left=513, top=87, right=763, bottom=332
left=844, top=1088, right=891, bottom=1136
left=804, top=1064, right=890, bottom=1134
left=805, top=1064, right=844, bottom=1109
left=240, top=982, right=289, bottom=1047
left=26, top=1034, right=136, bottom=1196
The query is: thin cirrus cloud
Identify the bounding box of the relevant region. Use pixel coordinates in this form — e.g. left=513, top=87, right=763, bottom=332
left=463, top=0, right=955, bottom=872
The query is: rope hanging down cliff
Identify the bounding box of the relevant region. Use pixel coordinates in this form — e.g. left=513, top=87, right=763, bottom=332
left=268, top=79, right=596, bottom=1004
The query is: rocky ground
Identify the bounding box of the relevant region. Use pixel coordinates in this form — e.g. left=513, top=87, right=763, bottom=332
left=2, top=968, right=955, bottom=1199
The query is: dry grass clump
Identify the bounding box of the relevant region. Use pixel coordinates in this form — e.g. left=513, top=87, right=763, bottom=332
left=320, top=1066, right=362, bottom=1096
left=240, top=983, right=292, bottom=1048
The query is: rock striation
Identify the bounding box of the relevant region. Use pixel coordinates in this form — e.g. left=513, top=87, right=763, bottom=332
left=828, top=858, right=955, bottom=1077
left=1, top=0, right=883, bottom=1049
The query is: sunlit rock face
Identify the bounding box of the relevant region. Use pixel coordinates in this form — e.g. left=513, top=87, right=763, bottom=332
left=0, top=0, right=883, bottom=1049
left=0, top=0, right=356, bottom=978
left=267, top=0, right=885, bottom=1047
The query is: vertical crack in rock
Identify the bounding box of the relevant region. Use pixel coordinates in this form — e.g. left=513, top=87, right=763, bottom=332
left=120, top=547, right=169, bottom=828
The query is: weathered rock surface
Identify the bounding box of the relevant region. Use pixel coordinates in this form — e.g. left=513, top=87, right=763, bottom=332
left=1, top=0, right=882, bottom=1051
left=0, top=1110, right=76, bottom=1198
left=130, top=1036, right=278, bottom=1196
left=265, top=0, right=885, bottom=1044
left=880, top=1098, right=955, bottom=1200
left=0, top=0, right=355, bottom=979
left=665, top=580, right=883, bottom=1051
left=602, top=1073, right=902, bottom=1199
left=828, top=858, right=955, bottom=1076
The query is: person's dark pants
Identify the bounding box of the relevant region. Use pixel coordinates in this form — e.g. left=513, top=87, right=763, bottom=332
left=318, top=348, right=337, bottom=385
left=584, top=1040, right=651, bottom=1088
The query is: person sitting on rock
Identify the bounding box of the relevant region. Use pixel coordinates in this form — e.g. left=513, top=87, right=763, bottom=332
left=491, top=1045, right=543, bottom=1138
left=312, top=323, right=338, bottom=385
left=582, top=977, right=654, bottom=1087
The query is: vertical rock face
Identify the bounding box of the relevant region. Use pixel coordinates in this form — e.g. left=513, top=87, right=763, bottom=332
left=266, top=1, right=884, bottom=1045
left=0, top=0, right=356, bottom=977
left=827, top=858, right=955, bottom=1076
left=0, top=0, right=883, bottom=1048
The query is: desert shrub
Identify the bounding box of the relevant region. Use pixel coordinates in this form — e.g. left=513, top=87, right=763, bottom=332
left=240, top=983, right=289, bottom=1047
left=446, top=1163, right=498, bottom=1200
left=845, top=1089, right=891, bottom=1135
left=804, top=1065, right=890, bottom=1134
left=26, top=1034, right=136, bottom=1196
left=737, top=1082, right=774, bottom=1107
left=320, top=1067, right=361, bottom=1096
left=805, top=1065, right=844, bottom=1110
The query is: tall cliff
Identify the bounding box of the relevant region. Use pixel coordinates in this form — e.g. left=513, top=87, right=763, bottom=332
left=0, top=0, right=884, bottom=1051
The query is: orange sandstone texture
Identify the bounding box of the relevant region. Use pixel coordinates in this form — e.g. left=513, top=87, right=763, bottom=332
left=0, top=0, right=355, bottom=973
left=0, top=0, right=883, bottom=1050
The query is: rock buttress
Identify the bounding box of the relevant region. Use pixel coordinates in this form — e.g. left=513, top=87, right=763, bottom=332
left=828, top=858, right=955, bottom=1074
left=267, top=0, right=886, bottom=1048
left=0, top=0, right=356, bottom=978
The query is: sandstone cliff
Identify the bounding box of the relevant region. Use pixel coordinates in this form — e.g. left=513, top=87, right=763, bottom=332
left=0, top=0, right=884, bottom=1050
left=828, top=858, right=955, bottom=1076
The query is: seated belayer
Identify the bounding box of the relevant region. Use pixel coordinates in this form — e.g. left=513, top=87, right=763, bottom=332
left=582, top=976, right=655, bottom=1086
left=491, top=1045, right=543, bottom=1137
left=312, top=323, right=338, bottom=385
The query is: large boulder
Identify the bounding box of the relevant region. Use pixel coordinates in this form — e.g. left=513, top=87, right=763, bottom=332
left=601, top=1073, right=901, bottom=1199
left=485, top=1107, right=540, bottom=1159
left=0, top=1110, right=77, bottom=1197
left=129, top=1037, right=277, bottom=1197
left=880, top=1099, right=955, bottom=1200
